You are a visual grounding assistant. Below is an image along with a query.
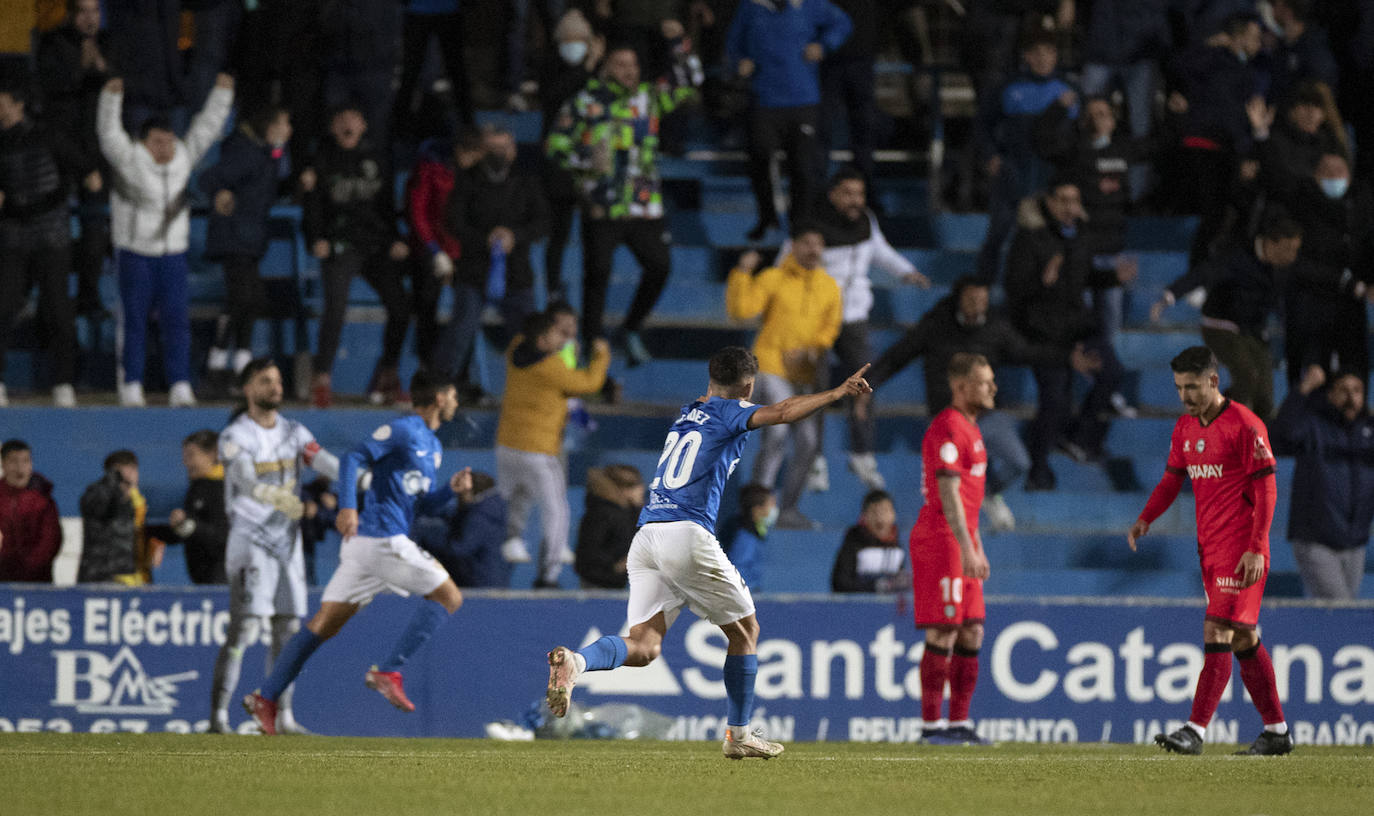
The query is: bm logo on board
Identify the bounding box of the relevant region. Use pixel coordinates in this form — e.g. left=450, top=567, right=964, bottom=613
left=50, top=647, right=198, bottom=715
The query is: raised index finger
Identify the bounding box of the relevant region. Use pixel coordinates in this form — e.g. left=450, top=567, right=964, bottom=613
left=853, top=363, right=871, bottom=379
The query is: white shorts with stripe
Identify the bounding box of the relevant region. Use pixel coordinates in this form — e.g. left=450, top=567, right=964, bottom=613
left=626, top=520, right=755, bottom=628
left=321, top=534, right=450, bottom=606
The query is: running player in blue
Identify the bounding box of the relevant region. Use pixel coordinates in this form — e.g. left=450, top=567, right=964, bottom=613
left=544, top=347, right=873, bottom=758
left=244, top=371, right=470, bottom=734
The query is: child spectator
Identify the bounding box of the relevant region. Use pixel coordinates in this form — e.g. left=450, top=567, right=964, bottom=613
left=831, top=489, right=906, bottom=593
left=164, top=430, right=229, bottom=585
left=78, top=449, right=162, bottom=584
left=414, top=470, right=509, bottom=589
left=718, top=483, right=776, bottom=590
left=0, top=439, right=62, bottom=582
left=575, top=464, right=645, bottom=590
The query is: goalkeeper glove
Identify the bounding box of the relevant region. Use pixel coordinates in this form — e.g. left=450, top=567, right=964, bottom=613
left=252, top=482, right=304, bottom=520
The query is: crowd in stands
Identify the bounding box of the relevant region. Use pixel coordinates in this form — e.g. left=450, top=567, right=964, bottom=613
left=1, top=0, right=1373, bottom=599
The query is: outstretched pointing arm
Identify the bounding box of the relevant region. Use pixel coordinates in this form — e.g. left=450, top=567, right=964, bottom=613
left=747, top=364, right=872, bottom=429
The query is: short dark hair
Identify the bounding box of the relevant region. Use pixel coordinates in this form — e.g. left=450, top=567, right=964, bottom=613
left=455, top=127, right=483, bottom=153
left=0, top=75, right=29, bottom=106
left=948, top=352, right=989, bottom=380
left=861, top=489, right=892, bottom=511
left=951, top=276, right=988, bottom=302
left=828, top=166, right=866, bottom=191
left=602, top=464, right=644, bottom=489
left=245, top=104, right=289, bottom=140
left=182, top=429, right=218, bottom=454
left=739, top=483, right=773, bottom=515
left=546, top=300, right=577, bottom=320
left=1259, top=213, right=1303, bottom=242
left=138, top=115, right=175, bottom=140
left=521, top=310, right=558, bottom=341
left=410, top=369, right=453, bottom=408
left=1275, top=0, right=1313, bottom=21
left=790, top=221, right=825, bottom=241
left=1020, top=27, right=1057, bottom=52
left=1222, top=12, right=1260, bottom=38
left=237, top=357, right=278, bottom=389
left=709, top=346, right=758, bottom=387
left=328, top=101, right=365, bottom=121
left=1170, top=346, right=1219, bottom=376
left=104, top=449, right=138, bottom=470
left=1, top=439, right=29, bottom=459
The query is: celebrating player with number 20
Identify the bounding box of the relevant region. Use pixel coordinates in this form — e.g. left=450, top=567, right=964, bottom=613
left=544, top=347, right=873, bottom=759
left=1130, top=347, right=1292, bottom=756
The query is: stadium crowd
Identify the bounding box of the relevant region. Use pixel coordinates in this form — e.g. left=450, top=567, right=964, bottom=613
left=0, top=0, right=1372, bottom=600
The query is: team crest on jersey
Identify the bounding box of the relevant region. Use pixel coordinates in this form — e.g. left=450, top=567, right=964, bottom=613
left=1183, top=440, right=1190, bottom=452
left=973, top=440, right=985, bottom=453
left=1195, top=440, right=1205, bottom=453
left=939, top=442, right=959, bottom=464
left=1254, top=435, right=1272, bottom=461
left=372, top=424, right=392, bottom=441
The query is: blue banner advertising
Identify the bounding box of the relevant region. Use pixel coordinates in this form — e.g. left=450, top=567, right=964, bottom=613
left=1, top=586, right=1371, bottom=746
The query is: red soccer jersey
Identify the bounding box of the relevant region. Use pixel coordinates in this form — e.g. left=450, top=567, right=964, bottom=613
left=1153, top=400, right=1277, bottom=560
left=915, top=407, right=987, bottom=537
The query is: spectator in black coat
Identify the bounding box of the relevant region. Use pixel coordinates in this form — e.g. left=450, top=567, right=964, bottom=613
left=820, top=0, right=878, bottom=191
left=36, top=0, right=111, bottom=315
left=319, top=0, right=403, bottom=145
left=1256, top=81, right=1349, bottom=204
left=1151, top=216, right=1304, bottom=420
left=78, top=449, right=161, bottom=584
left=438, top=125, right=549, bottom=385
left=302, top=105, right=411, bottom=407
left=161, top=430, right=228, bottom=585
left=199, top=106, right=294, bottom=392
left=1268, top=0, right=1341, bottom=104
left=1079, top=0, right=1171, bottom=200
left=1166, top=12, right=1262, bottom=266
left=300, top=475, right=339, bottom=586
left=0, top=79, right=90, bottom=408
left=1005, top=180, right=1130, bottom=489
left=1272, top=365, right=1374, bottom=599
left=1280, top=154, right=1374, bottom=384
left=831, top=489, right=905, bottom=593
left=575, top=465, right=644, bottom=590
left=863, top=276, right=1086, bottom=522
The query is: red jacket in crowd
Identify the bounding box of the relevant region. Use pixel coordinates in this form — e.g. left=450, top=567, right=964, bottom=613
left=0, top=472, right=63, bottom=582
left=406, top=139, right=463, bottom=261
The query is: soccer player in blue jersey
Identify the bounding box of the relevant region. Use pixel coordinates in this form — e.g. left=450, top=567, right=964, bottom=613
left=545, top=347, right=873, bottom=758
left=243, top=371, right=470, bottom=734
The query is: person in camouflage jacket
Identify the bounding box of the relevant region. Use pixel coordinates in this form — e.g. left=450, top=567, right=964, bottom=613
left=547, top=32, right=701, bottom=364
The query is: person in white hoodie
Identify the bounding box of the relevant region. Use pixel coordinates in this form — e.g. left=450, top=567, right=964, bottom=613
left=777, top=167, right=929, bottom=490
left=97, top=73, right=234, bottom=407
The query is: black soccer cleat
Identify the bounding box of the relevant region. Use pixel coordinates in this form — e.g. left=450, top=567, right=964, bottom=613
left=1235, top=730, right=1294, bottom=756
left=1154, top=727, right=1203, bottom=755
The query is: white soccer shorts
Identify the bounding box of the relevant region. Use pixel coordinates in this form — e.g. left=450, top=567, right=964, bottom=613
left=226, top=532, right=308, bottom=618
left=625, top=520, right=756, bottom=628
left=321, top=533, right=450, bottom=606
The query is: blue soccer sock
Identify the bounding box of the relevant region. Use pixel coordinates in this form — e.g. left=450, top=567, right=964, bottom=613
left=261, top=628, right=323, bottom=701
left=576, top=635, right=627, bottom=671
left=379, top=599, right=449, bottom=672
left=723, top=654, right=758, bottom=727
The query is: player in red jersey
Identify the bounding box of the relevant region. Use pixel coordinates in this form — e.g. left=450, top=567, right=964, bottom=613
left=1130, top=346, right=1292, bottom=756
left=910, top=352, right=994, bottom=745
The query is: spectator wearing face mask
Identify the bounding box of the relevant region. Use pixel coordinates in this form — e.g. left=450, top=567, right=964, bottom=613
left=718, top=483, right=776, bottom=590
left=440, top=124, right=549, bottom=386
left=1255, top=81, right=1350, bottom=205
left=1280, top=154, right=1374, bottom=384
left=198, top=105, right=295, bottom=394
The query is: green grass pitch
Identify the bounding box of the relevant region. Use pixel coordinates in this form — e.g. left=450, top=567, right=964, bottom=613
left=2, top=734, right=1370, bottom=815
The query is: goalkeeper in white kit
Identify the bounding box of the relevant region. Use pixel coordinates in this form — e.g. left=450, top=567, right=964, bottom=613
left=210, top=358, right=340, bottom=733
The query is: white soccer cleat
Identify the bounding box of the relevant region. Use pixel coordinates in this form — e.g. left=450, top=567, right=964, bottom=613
left=545, top=646, right=579, bottom=717
left=52, top=383, right=76, bottom=408
left=983, top=493, right=1016, bottom=533
left=169, top=380, right=197, bottom=407
left=119, top=381, right=146, bottom=407
left=847, top=452, right=886, bottom=490
left=723, top=727, right=785, bottom=760
left=502, top=536, right=532, bottom=563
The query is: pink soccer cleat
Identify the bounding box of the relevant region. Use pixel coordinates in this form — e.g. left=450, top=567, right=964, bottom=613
left=365, top=666, right=416, bottom=712
left=242, top=691, right=278, bottom=736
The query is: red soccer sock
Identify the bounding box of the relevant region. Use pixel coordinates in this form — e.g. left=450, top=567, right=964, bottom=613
left=1236, top=642, right=1286, bottom=725
left=948, top=646, right=980, bottom=723
left=920, top=642, right=953, bottom=723
left=1189, top=643, right=1234, bottom=729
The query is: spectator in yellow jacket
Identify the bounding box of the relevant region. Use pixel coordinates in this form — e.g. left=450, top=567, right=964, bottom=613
left=726, top=225, right=842, bottom=529
left=495, top=307, right=611, bottom=587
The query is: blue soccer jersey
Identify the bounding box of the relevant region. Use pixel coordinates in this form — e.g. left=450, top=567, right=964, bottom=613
left=639, top=397, right=760, bottom=533
left=338, top=414, right=452, bottom=538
